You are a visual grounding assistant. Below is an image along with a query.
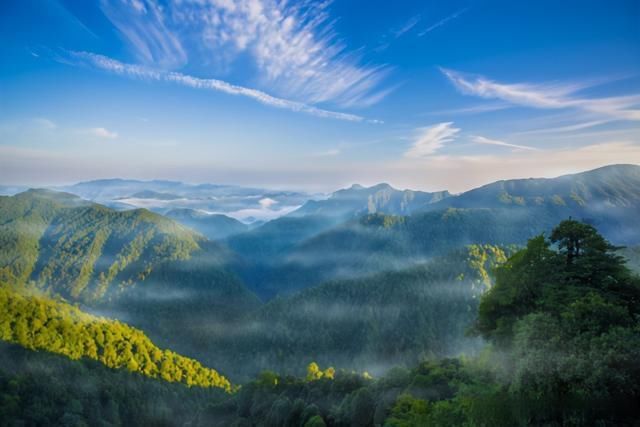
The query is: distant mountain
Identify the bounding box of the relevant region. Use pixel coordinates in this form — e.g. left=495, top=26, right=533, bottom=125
left=227, top=184, right=450, bottom=276
left=290, top=183, right=450, bottom=220
left=127, top=190, right=183, bottom=200
left=57, top=178, right=311, bottom=223
left=165, top=208, right=248, bottom=240
left=423, top=164, right=640, bottom=244
left=231, top=164, right=640, bottom=298
left=58, top=179, right=181, bottom=200
left=437, top=164, right=640, bottom=210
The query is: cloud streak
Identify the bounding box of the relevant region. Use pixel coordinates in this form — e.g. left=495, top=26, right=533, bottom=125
left=418, top=8, right=468, bottom=36
left=405, top=122, right=460, bottom=158
left=472, top=135, right=538, bottom=151
left=64, top=51, right=378, bottom=123
left=441, top=68, right=640, bottom=121
left=393, top=15, right=422, bottom=38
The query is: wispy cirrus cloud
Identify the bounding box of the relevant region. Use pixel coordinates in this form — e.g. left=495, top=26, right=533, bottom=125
left=471, top=135, right=538, bottom=151
left=405, top=122, right=460, bottom=158
left=441, top=68, right=640, bottom=121
left=95, top=0, right=390, bottom=108
left=100, top=0, right=187, bottom=69
left=64, top=51, right=377, bottom=122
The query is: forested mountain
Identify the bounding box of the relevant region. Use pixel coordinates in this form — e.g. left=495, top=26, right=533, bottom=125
left=232, top=207, right=571, bottom=298
left=229, top=165, right=640, bottom=298
left=0, top=189, right=263, bottom=380
left=437, top=164, right=640, bottom=210
left=165, top=208, right=248, bottom=240
left=290, top=183, right=450, bottom=220
left=223, top=245, right=510, bottom=378
left=0, top=189, right=205, bottom=302
left=227, top=215, right=336, bottom=264
left=425, top=164, right=640, bottom=244
left=226, top=185, right=450, bottom=274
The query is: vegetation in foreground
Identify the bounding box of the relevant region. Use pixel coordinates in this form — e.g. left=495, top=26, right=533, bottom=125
left=0, top=285, right=231, bottom=391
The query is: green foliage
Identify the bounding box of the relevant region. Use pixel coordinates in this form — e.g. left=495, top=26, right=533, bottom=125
left=0, top=284, right=232, bottom=391
left=359, top=213, right=406, bottom=228
left=474, top=219, right=640, bottom=424
left=477, top=219, right=640, bottom=344
left=0, top=341, right=228, bottom=426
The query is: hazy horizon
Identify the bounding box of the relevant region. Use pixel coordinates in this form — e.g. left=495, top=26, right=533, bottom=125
left=2, top=162, right=639, bottom=195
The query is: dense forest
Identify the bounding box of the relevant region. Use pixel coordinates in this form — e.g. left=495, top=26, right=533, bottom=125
left=2, top=219, right=638, bottom=426
left=1, top=165, right=640, bottom=425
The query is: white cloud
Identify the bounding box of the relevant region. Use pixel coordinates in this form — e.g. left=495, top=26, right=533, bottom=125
left=471, top=135, right=538, bottom=151
left=258, top=197, right=277, bottom=209
left=96, top=0, right=390, bottom=107
left=66, top=51, right=377, bottom=122
left=88, top=127, right=118, bottom=139
left=441, top=68, right=640, bottom=121
left=405, top=122, right=460, bottom=158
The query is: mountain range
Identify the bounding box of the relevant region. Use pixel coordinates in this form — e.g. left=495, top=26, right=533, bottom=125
left=1, top=164, right=639, bottom=382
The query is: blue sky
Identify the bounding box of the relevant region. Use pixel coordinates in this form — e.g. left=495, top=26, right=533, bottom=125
left=0, top=0, right=639, bottom=192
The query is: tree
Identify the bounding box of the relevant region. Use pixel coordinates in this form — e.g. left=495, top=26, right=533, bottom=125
left=550, top=219, right=611, bottom=265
